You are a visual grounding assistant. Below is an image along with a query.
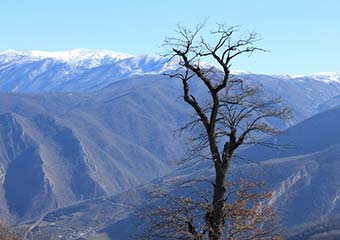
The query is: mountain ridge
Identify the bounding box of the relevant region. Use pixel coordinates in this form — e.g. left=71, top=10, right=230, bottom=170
left=1, top=48, right=339, bottom=80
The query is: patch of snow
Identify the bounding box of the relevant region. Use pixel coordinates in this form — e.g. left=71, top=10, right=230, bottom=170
left=0, top=49, right=133, bottom=68
left=231, top=69, right=252, bottom=75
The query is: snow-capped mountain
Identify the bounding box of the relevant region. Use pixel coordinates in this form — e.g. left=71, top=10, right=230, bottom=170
left=0, top=49, right=175, bottom=92
left=0, top=49, right=132, bottom=68
left=0, top=49, right=339, bottom=93
left=294, top=72, right=340, bottom=83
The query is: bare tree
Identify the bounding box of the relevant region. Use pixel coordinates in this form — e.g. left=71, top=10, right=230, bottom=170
left=145, top=23, right=290, bottom=240
left=0, top=220, right=22, bottom=240
left=0, top=216, right=39, bottom=240
left=142, top=179, right=283, bottom=240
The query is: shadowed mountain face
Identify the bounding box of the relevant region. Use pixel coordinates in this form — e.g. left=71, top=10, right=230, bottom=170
left=0, top=112, right=106, bottom=219
left=235, top=106, right=340, bottom=227
left=314, top=93, right=340, bottom=114
left=286, top=215, right=340, bottom=240
left=240, top=105, right=340, bottom=162
left=0, top=75, right=190, bottom=219
left=260, top=146, right=340, bottom=226
left=0, top=113, right=57, bottom=219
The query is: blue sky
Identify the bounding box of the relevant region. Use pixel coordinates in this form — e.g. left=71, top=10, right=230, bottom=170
left=0, top=0, right=339, bottom=74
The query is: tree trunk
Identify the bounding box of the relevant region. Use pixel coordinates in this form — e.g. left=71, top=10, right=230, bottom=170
left=209, top=170, right=227, bottom=240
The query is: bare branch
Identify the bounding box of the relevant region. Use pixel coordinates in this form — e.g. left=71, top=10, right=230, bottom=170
left=148, top=23, right=289, bottom=240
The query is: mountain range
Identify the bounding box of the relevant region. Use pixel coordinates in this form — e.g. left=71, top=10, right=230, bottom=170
left=0, top=49, right=175, bottom=92
left=0, top=49, right=340, bottom=239
left=31, top=102, right=340, bottom=240
left=0, top=74, right=191, bottom=220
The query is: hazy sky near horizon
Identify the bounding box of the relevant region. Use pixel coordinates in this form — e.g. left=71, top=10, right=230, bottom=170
left=0, top=0, right=339, bottom=75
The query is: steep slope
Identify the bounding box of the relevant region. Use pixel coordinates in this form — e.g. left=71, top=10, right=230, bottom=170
left=287, top=215, right=340, bottom=240
left=0, top=75, right=189, bottom=220
left=262, top=147, right=340, bottom=226
left=314, top=94, right=340, bottom=114
left=240, top=105, right=340, bottom=161
left=237, top=106, right=340, bottom=225
left=240, top=73, right=340, bottom=124
left=0, top=113, right=57, bottom=219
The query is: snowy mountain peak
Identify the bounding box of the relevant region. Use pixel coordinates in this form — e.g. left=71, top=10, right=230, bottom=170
left=0, top=48, right=339, bottom=92
left=308, top=72, right=340, bottom=83
left=0, top=49, right=133, bottom=68
left=292, top=72, right=340, bottom=83
left=31, top=48, right=131, bottom=60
